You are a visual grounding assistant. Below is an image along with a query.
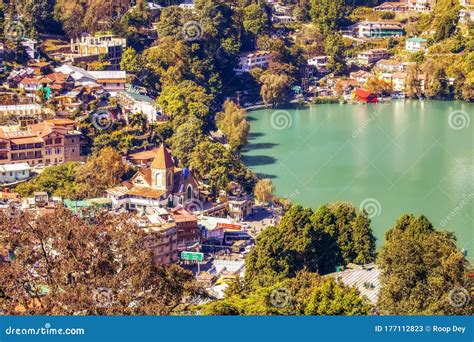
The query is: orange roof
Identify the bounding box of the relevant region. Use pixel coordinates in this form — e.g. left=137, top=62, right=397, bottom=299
left=126, top=186, right=166, bottom=199
left=129, top=148, right=160, bottom=161
left=216, top=223, right=243, bottom=231
left=11, top=137, right=43, bottom=144
left=150, top=145, right=174, bottom=170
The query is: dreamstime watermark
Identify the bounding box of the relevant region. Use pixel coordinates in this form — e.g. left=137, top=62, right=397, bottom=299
left=447, top=287, right=471, bottom=308
left=270, top=110, right=292, bottom=130
left=182, top=21, right=203, bottom=42
left=92, top=287, right=115, bottom=308
left=440, top=192, right=474, bottom=227
left=4, top=21, right=26, bottom=42
left=183, top=198, right=204, bottom=213
left=5, top=323, right=85, bottom=336
left=352, top=102, right=389, bottom=138
left=448, top=110, right=470, bottom=130
left=91, top=109, right=114, bottom=130
left=359, top=198, right=382, bottom=218
left=269, top=287, right=292, bottom=308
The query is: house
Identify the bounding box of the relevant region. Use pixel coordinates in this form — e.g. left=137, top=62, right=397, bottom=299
left=0, top=104, right=46, bottom=118
left=0, top=162, right=31, bottom=183
left=327, top=263, right=380, bottom=305
left=354, top=89, right=378, bottom=103
left=460, top=8, right=474, bottom=23
left=357, top=49, right=390, bottom=65
left=351, top=20, right=404, bottom=38
left=405, top=37, right=428, bottom=52
left=107, top=145, right=200, bottom=211
left=307, top=56, right=328, bottom=73
left=169, top=206, right=200, bottom=251
left=375, top=58, right=406, bottom=72
left=0, top=119, right=83, bottom=167
left=138, top=212, right=179, bottom=265
left=117, top=91, right=164, bottom=123
left=392, top=72, right=408, bottom=92
left=374, top=2, right=409, bottom=12
left=21, top=39, right=38, bottom=60
left=235, top=51, right=270, bottom=73
left=70, top=34, right=127, bottom=70
left=350, top=70, right=374, bottom=85
left=178, top=0, right=195, bottom=11
left=88, top=71, right=127, bottom=94
left=408, top=0, right=432, bottom=12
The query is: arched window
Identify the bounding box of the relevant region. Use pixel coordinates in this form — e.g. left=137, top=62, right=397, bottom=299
left=155, top=172, right=162, bottom=186
left=187, top=185, right=193, bottom=199
left=180, top=196, right=184, bottom=205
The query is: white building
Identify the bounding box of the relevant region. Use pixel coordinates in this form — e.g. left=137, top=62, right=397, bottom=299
left=408, top=0, right=432, bottom=12
left=405, top=37, right=428, bottom=52
left=88, top=71, right=127, bottom=94
left=235, top=51, right=270, bottom=73
left=392, top=72, right=408, bottom=92
left=118, top=91, right=163, bottom=123
left=357, top=49, right=390, bottom=65
left=0, top=163, right=31, bottom=183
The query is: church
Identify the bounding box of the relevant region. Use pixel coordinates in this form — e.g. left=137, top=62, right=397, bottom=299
left=106, top=145, right=200, bottom=212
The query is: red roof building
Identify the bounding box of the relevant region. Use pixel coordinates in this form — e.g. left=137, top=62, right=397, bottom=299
left=354, top=89, right=378, bottom=103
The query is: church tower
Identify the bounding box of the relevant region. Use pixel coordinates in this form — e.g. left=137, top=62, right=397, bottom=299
left=150, top=145, right=175, bottom=191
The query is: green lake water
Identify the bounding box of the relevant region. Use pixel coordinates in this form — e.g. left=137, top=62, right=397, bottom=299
left=242, top=100, right=473, bottom=259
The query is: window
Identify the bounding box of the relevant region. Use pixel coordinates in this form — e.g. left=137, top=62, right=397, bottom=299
left=55, top=138, right=62, bottom=144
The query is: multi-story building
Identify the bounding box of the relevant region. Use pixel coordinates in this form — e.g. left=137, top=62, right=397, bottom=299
left=139, top=213, right=179, bottom=265
left=374, top=2, right=409, bottom=12
left=0, top=119, right=83, bottom=167
left=405, top=37, right=428, bottom=52
left=70, top=34, right=127, bottom=70
left=169, top=207, right=200, bottom=251
left=351, top=20, right=404, bottom=38
left=235, top=51, right=270, bottom=73
left=357, top=49, right=391, bottom=65
left=408, top=0, right=433, bottom=12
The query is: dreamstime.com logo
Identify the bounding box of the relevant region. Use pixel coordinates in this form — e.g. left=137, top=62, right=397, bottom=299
left=447, top=287, right=471, bottom=308
left=4, top=20, right=26, bottom=42
left=4, top=323, right=85, bottom=336
left=182, top=21, right=203, bottom=41
left=92, top=287, right=115, bottom=308
left=91, top=109, right=114, bottom=130
left=269, top=287, right=292, bottom=308
left=448, top=110, right=470, bottom=130
left=359, top=198, right=382, bottom=219
left=270, top=110, right=293, bottom=130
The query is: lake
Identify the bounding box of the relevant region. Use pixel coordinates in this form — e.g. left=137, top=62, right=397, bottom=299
left=242, top=100, right=473, bottom=259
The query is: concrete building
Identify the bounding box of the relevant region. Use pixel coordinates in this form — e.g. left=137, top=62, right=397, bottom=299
left=351, top=20, right=404, bottom=38
left=235, top=51, right=270, bottom=73
left=0, top=119, right=83, bottom=167
left=357, top=49, right=390, bottom=65
left=88, top=71, right=127, bottom=94
left=405, top=37, right=428, bottom=52
left=169, top=207, right=200, bottom=251
left=117, top=91, right=163, bottom=123
left=374, top=2, right=409, bottom=12
left=70, top=34, right=127, bottom=70
left=139, top=212, right=179, bottom=265
left=0, top=163, right=30, bottom=183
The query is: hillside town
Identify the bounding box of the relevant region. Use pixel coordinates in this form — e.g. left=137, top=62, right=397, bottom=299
left=0, top=0, right=472, bottom=316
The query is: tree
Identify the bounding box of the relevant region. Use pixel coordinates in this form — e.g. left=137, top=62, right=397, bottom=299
left=157, top=80, right=213, bottom=128
left=365, top=77, right=393, bottom=95
left=189, top=140, right=248, bottom=193
left=243, top=3, right=270, bottom=36
left=216, top=100, right=250, bottom=149
left=120, top=47, right=144, bottom=74
left=169, top=117, right=205, bottom=167
left=14, top=163, right=79, bottom=198
left=200, top=271, right=371, bottom=315
left=310, top=0, right=347, bottom=35
left=75, top=147, right=128, bottom=199
left=155, top=5, right=184, bottom=38
left=253, top=178, right=274, bottom=203
left=259, top=74, right=291, bottom=107
left=245, top=203, right=377, bottom=288
left=0, top=209, right=205, bottom=315
left=426, top=67, right=449, bottom=99
left=324, top=33, right=346, bottom=75
left=377, top=214, right=471, bottom=315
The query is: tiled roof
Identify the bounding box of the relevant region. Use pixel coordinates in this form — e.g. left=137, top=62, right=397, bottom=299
left=150, top=145, right=174, bottom=170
